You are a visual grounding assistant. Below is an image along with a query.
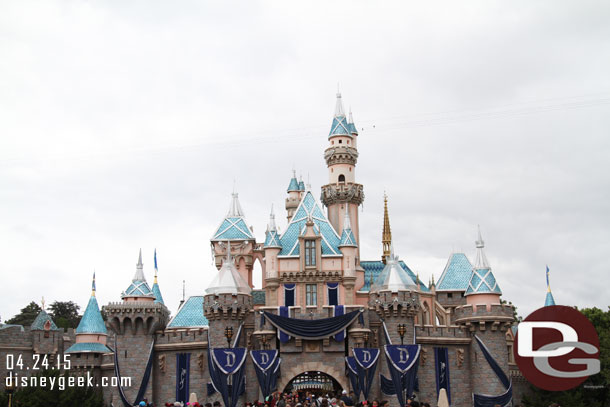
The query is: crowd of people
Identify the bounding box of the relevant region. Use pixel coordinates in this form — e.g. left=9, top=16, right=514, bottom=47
left=243, top=390, right=433, bottom=407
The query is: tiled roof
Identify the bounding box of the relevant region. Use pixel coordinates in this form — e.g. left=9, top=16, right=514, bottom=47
left=360, top=260, right=430, bottom=292
left=436, top=253, right=473, bottom=291
left=339, top=227, right=357, bottom=247
left=65, top=342, right=111, bottom=353
left=212, top=217, right=254, bottom=241
left=278, top=191, right=341, bottom=256
left=30, top=310, right=60, bottom=331
left=348, top=122, right=358, bottom=135
left=465, top=267, right=502, bottom=295
left=252, top=290, right=266, bottom=305
left=152, top=282, right=165, bottom=305
left=329, top=116, right=350, bottom=137
left=122, top=279, right=154, bottom=298
left=264, top=229, right=282, bottom=248
left=298, top=180, right=305, bottom=191
left=167, top=296, right=209, bottom=328
left=287, top=177, right=300, bottom=192
left=545, top=291, right=556, bottom=307
left=76, top=296, right=107, bottom=334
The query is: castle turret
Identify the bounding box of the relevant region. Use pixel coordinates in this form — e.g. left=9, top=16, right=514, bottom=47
left=65, top=273, right=110, bottom=355
left=211, top=192, right=257, bottom=287
left=286, top=171, right=301, bottom=223
left=263, top=206, right=282, bottom=306
left=321, top=92, right=364, bottom=268
left=30, top=298, right=62, bottom=354
left=454, top=227, right=513, bottom=398
left=121, top=249, right=155, bottom=302
left=339, top=206, right=358, bottom=303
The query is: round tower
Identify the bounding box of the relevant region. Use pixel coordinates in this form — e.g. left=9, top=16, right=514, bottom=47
left=454, top=228, right=514, bottom=397
left=339, top=206, right=358, bottom=303
left=321, top=92, right=364, bottom=267
left=263, top=207, right=282, bottom=306
left=285, top=171, right=301, bottom=223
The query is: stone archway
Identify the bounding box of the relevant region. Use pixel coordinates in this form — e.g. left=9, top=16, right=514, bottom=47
left=277, top=361, right=349, bottom=395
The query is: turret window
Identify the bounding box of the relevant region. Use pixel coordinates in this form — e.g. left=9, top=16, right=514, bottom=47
left=338, top=139, right=342, bottom=144
left=305, top=240, right=316, bottom=266
left=338, top=174, right=345, bottom=183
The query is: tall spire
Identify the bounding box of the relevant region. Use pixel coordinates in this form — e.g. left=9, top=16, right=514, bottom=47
left=339, top=206, right=357, bottom=247
left=228, top=192, right=245, bottom=217
left=474, top=225, right=490, bottom=269
left=133, top=248, right=146, bottom=281
left=545, top=265, right=556, bottom=306
left=264, top=205, right=282, bottom=248
left=382, top=193, right=392, bottom=263
left=335, top=89, right=345, bottom=117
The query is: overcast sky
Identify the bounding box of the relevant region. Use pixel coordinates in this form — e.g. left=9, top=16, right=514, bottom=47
left=1, top=1, right=609, bottom=322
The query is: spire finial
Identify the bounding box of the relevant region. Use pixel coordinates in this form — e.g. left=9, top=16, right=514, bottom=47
left=92, top=271, right=96, bottom=296
left=348, top=107, right=354, bottom=124
left=41, top=296, right=45, bottom=310
left=546, top=265, right=551, bottom=293
left=334, top=89, right=345, bottom=117
left=268, top=205, right=277, bottom=231
left=382, top=194, right=393, bottom=263
left=154, top=249, right=158, bottom=284
left=227, top=191, right=245, bottom=217
left=474, top=226, right=490, bottom=269
left=137, top=248, right=143, bottom=268
left=343, top=205, right=352, bottom=230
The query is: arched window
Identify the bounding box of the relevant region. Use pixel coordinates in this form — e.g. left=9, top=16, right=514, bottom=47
left=338, top=174, right=345, bottom=183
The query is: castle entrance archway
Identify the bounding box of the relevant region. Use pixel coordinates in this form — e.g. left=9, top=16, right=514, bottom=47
left=283, top=371, right=343, bottom=396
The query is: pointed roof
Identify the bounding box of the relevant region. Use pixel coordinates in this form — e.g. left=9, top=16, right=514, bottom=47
left=278, top=190, right=341, bottom=256
left=370, top=248, right=419, bottom=293
left=339, top=207, right=357, bottom=247
left=436, top=253, right=473, bottom=291
left=382, top=194, right=392, bottom=262
left=298, top=176, right=305, bottom=191
left=287, top=171, right=300, bottom=192
left=465, top=227, right=502, bottom=296
left=30, top=309, right=60, bottom=331
left=205, top=243, right=252, bottom=295
left=76, top=297, right=107, bottom=334
left=211, top=193, right=255, bottom=241
left=544, top=265, right=556, bottom=306
left=347, top=108, right=358, bottom=135
left=122, top=249, right=154, bottom=299
left=152, top=251, right=165, bottom=305
left=167, top=296, right=209, bottom=328
left=329, top=92, right=350, bottom=138
left=65, top=342, right=110, bottom=353
left=264, top=206, right=282, bottom=248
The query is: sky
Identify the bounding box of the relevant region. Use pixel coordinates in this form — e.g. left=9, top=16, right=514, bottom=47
left=1, top=1, right=609, bottom=322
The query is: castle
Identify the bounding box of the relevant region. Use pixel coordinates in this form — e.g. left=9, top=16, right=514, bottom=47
left=0, top=92, right=540, bottom=406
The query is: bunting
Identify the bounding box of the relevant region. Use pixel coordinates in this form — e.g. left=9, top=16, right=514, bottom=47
left=251, top=350, right=281, bottom=399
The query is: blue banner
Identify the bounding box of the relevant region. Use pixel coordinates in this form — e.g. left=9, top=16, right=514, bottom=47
left=334, top=305, right=345, bottom=341
left=434, top=347, right=451, bottom=405
left=345, top=357, right=361, bottom=398
left=328, top=282, right=339, bottom=306
left=176, top=353, right=191, bottom=404
left=211, top=347, right=247, bottom=375
left=251, top=350, right=281, bottom=399
left=284, top=284, right=295, bottom=306
left=384, top=344, right=420, bottom=407
left=473, top=335, right=512, bottom=407
left=278, top=306, right=291, bottom=343
left=353, top=348, right=379, bottom=400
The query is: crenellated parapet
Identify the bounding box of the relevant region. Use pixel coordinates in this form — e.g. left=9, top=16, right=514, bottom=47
left=453, top=303, right=514, bottom=332
left=324, top=145, right=359, bottom=166
left=320, top=183, right=364, bottom=206
left=103, top=301, right=170, bottom=335
left=368, top=289, right=421, bottom=319
left=203, top=293, right=252, bottom=322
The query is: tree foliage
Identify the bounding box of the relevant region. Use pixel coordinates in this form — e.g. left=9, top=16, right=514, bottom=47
left=521, top=306, right=610, bottom=407
left=49, top=300, right=81, bottom=329
left=5, top=301, right=42, bottom=326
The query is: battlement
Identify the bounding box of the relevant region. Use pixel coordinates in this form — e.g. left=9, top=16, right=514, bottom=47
left=368, top=289, right=420, bottom=318
left=415, top=325, right=471, bottom=345
left=453, top=303, right=514, bottom=331
left=320, top=183, right=364, bottom=206
left=203, top=292, right=252, bottom=321
left=104, top=301, right=169, bottom=313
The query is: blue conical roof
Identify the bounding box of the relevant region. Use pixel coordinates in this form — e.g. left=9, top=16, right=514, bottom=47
left=328, top=92, right=351, bottom=138
left=545, top=291, right=556, bottom=306
left=31, top=310, right=60, bottom=331
left=436, top=253, right=473, bottom=291
left=122, top=250, right=155, bottom=299
left=212, top=193, right=255, bottom=241
left=287, top=176, right=300, bottom=192
left=465, top=228, right=502, bottom=296
left=152, top=282, right=165, bottom=304
left=76, top=295, right=107, bottom=334
left=339, top=208, right=357, bottom=247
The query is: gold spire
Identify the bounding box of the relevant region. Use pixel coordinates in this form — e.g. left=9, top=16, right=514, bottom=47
left=382, top=193, right=392, bottom=263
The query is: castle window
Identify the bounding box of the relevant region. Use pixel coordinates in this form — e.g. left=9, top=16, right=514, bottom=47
left=338, top=174, right=345, bottom=183
left=306, top=284, right=317, bottom=306
left=338, top=139, right=342, bottom=144
left=448, top=293, right=453, bottom=298
left=347, top=140, right=350, bottom=144
left=305, top=240, right=316, bottom=266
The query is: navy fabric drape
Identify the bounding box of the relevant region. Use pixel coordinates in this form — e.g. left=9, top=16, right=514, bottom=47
left=473, top=335, right=512, bottom=407
left=345, top=357, right=361, bottom=398
left=353, top=348, right=380, bottom=401
left=434, top=347, right=451, bottom=405
left=334, top=305, right=345, bottom=341
left=212, top=348, right=248, bottom=407
left=251, top=350, right=281, bottom=399
left=380, top=374, right=396, bottom=395
left=327, top=282, right=338, bottom=306
left=207, top=331, right=222, bottom=397
left=112, top=336, right=155, bottom=407
left=175, top=353, right=191, bottom=404
left=279, top=306, right=291, bottom=343
left=384, top=345, right=420, bottom=407
left=263, top=309, right=361, bottom=340
left=284, top=283, right=295, bottom=306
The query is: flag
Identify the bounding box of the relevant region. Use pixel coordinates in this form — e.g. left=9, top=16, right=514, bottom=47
left=154, top=248, right=158, bottom=272
left=546, top=265, right=550, bottom=291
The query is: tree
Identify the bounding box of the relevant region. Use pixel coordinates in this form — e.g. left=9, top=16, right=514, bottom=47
left=49, top=300, right=81, bottom=329
left=5, top=301, right=42, bottom=326
left=520, top=306, right=610, bottom=407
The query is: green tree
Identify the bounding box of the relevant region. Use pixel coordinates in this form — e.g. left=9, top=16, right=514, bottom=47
left=521, top=306, right=610, bottom=407
left=49, top=300, right=81, bottom=329
left=5, top=301, right=42, bottom=326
